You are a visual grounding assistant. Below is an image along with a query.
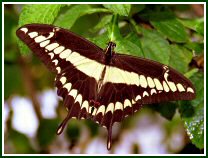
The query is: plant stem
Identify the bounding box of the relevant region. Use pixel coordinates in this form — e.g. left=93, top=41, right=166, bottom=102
left=109, top=14, right=119, bottom=42
left=19, top=56, right=43, bottom=121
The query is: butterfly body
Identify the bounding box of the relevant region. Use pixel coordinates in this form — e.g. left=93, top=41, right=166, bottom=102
left=104, top=42, right=116, bottom=65
left=16, top=24, right=195, bottom=150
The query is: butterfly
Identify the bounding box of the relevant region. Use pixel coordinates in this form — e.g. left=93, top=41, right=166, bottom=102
left=16, top=24, right=196, bottom=150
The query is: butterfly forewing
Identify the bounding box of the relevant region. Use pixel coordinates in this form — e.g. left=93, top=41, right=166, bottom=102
left=16, top=24, right=196, bottom=150
left=16, top=24, right=105, bottom=73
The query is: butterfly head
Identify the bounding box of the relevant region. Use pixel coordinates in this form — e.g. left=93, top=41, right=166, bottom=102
left=108, top=41, right=116, bottom=49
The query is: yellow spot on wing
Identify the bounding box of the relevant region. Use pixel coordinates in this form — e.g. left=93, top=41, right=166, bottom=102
left=106, top=103, right=114, bottom=113
left=124, top=99, right=131, bottom=108
left=115, top=102, right=123, bottom=110
left=20, top=27, right=28, bottom=33
left=177, top=83, right=185, bottom=92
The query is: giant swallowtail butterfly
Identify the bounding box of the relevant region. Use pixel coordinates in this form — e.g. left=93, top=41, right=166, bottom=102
left=16, top=24, right=196, bottom=150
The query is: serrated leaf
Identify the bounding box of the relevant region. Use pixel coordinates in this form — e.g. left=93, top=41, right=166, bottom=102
left=54, top=5, right=110, bottom=30
left=103, top=4, right=131, bottom=16
left=17, top=4, right=63, bottom=55
left=151, top=18, right=188, bottom=43
left=179, top=72, right=204, bottom=149
left=169, top=45, right=193, bottom=73
left=140, top=29, right=171, bottom=65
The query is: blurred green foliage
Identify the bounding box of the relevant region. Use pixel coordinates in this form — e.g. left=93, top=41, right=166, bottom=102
left=4, top=4, right=204, bottom=154
left=7, top=129, right=36, bottom=154
left=37, top=118, right=60, bottom=148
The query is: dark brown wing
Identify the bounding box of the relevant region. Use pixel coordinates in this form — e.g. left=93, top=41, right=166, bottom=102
left=16, top=24, right=196, bottom=150
left=113, top=53, right=196, bottom=101
left=16, top=23, right=106, bottom=137
left=93, top=53, right=195, bottom=149
left=95, top=53, right=196, bottom=125
left=16, top=24, right=105, bottom=73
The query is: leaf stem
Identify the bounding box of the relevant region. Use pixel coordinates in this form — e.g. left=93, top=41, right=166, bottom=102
left=184, top=68, right=199, bottom=78
left=108, top=14, right=119, bottom=42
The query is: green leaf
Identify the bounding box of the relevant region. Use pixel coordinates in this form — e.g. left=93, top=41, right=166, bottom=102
left=90, top=16, right=144, bottom=57
left=116, top=36, right=143, bottom=56
left=91, top=32, right=144, bottom=57
left=17, top=4, right=63, bottom=55
left=4, top=9, right=19, bottom=63
left=54, top=5, right=110, bottom=30
left=103, top=4, right=131, bottom=16
left=123, top=32, right=144, bottom=56
left=184, top=42, right=204, bottom=55
left=7, top=129, right=35, bottom=154
left=85, top=120, right=99, bottom=137
left=149, top=102, right=177, bottom=120
left=18, top=4, right=63, bottom=26
left=66, top=119, right=81, bottom=141
left=107, top=15, right=143, bottom=56
left=196, top=21, right=204, bottom=35
left=4, top=9, right=18, bottom=47
left=89, top=32, right=109, bottom=49
left=139, top=11, right=175, bottom=21
left=4, top=64, right=25, bottom=99
left=179, top=18, right=204, bottom=33
left=130, top=4, right=145, bottom=16
left=169, top=45, right=193, bottom=73
left=151, top=18, right=188, bottom=43
left=184, top=68, right=199, bottom=79
left=37, top=119, right=60, bottom=148
left=179, top=72, right=204, bottom=149
left=140, top=29, right=171, bottom=65
left=70, top=13, right=101, bottom=37
left=90, top=15, right=112, bottom=33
